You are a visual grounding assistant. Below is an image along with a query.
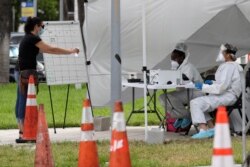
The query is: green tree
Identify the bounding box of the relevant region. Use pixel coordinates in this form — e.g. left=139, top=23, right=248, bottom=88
left=0, top=0, right=12, bottom=83
left=37, top=0, right=59, bottom=21
left=11, top=0, right=21, bottom=31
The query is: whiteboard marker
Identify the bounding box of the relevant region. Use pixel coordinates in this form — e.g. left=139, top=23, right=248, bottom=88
left=75, top=47, right=79, bottom=57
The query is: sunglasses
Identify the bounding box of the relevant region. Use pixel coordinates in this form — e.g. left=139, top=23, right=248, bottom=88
left=40, top=25, right=45, bottom=29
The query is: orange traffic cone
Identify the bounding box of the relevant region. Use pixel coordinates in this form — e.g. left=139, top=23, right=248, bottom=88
left=78, top=99, right=99, bottom=167
left=109, top=101, right=131, bottom=167
left=23, top=75, right=38, bottom=142
left=212, top=106, right=234, bottom=167
left=34, top=104, right=54, bottom=167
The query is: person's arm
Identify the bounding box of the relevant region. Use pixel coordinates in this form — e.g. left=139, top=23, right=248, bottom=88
left=202, top=64, right=235, bottom=94
left=36, top=41, right=79, bottom=55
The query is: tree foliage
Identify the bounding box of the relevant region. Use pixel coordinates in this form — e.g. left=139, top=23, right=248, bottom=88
left=11, top=0, right=59, bottom=31
left=11, top=0, right=78, bottom=29
left=37, top=0, right=59, bottom=21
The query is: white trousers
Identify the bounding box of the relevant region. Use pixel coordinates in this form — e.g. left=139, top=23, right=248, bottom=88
left=190, top=92, right=237, bottom=124
left=159, top=89, right=203, bottom=119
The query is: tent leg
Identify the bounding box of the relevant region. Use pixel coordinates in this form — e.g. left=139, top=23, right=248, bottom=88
left=85, top=83, right=94, bottom=117
left=63, top=84, right=70, bottom=129
left=126, top=87, right=135, bottom=124
left=48, top=86, right=56, bottom=134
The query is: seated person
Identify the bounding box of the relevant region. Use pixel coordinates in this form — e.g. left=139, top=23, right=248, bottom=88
left=159, top=43, right=203, bottom=129
left=191, top=43, right=243, bottom=139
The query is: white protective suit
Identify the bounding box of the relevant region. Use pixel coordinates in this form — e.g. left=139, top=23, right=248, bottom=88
left=190, top=61, right=243, bottom=124
left=159, top=55, right=203, bottom=118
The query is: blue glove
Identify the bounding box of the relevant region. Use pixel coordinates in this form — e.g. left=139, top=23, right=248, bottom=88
left=204, top=80, right=213, bottom=85
left=195, top=82, right=203, bottom=90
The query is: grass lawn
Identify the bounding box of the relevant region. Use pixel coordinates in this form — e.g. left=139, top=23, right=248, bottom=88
left=0, top=83, right=165, bottom=129
left=0, top=83, right=248, bottom=166
left=0, top=138, right=248, bottom=167
left=1, top=83, right=248, bottom=166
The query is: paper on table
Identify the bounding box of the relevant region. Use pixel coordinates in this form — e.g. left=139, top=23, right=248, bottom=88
left=183, top=81, right=195, bottom=88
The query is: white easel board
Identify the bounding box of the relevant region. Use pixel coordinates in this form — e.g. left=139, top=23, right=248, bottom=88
left=41, top=21, right=88, bottom=85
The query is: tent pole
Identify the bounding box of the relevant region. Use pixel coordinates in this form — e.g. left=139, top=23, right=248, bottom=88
left=83, top=1, right=94, bottom=115
left=242, top=62, right=250, bottom=162
left=142, top=0, right=148, bottom=141
left=78, top=0, right=94, bottom=114
left=111, top=0, right=121, bottom=115
left=242, top=69, right=246, bottom=162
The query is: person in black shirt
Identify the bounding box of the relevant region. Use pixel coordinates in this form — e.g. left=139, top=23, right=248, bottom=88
left=15, top=17, right=79, bottom=143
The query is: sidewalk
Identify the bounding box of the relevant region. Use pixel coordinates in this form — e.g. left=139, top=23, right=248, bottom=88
left=0, top=127, right=243, bottom=166
left=0, top=126, right=193, bottom=145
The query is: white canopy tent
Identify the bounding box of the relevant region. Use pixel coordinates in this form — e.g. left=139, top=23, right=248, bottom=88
left=84, top=0, right=250, bottom=159
left=84, top=0, right=250, bottom=106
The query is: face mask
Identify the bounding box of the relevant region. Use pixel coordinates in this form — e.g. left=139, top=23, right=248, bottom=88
left=38, top=28, right=45, bottom=36
left=216, top=52, right=225, bottom=63
left=171, top=60, right=179, bottom=70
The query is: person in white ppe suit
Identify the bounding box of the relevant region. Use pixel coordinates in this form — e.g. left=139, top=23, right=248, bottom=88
left=159, top=43, right=203, bottom=129
left=191, top=43, right=243, bottom=139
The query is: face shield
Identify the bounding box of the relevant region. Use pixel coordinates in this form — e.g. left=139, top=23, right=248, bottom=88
left=216, top=45, right=227, bottom=63
left=216, top=44, right=237, bottom=62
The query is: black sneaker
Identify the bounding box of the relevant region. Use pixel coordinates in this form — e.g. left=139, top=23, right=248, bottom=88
left=15, top=138, right=36, bottom=143
left=15, top=138, right=27, bottom=143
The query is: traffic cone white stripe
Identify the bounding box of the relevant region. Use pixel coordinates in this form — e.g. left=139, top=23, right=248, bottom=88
left=26, top=98, right=37, bottom=106
left=212, top=156, right=234, bottom=167
left=112, top=112, right=126, bottom=131
left=80, top=131, right=95, bottom=141
left=27, top=84, right=36, bottom=95
left=214, top=124, right=231, bottom=148
left=81, top=107, right=93, bottom=123
left=26, top=76, right=37, bottom=107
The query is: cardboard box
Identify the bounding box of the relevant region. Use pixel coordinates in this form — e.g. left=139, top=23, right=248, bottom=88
left=94, top=116, right=111, bottom=131
left=146, top=128, right=166, bottom=144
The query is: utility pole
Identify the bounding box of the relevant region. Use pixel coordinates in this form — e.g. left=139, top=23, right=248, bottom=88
left=33, top=0, right=37, bottom=16
left=60, top=0, right=63, bottom=20
left=12, top=6, right=15, bottom=31
left=111, top=0, right=121, bottom=113
left=74, top=0, right=78, bottom=21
